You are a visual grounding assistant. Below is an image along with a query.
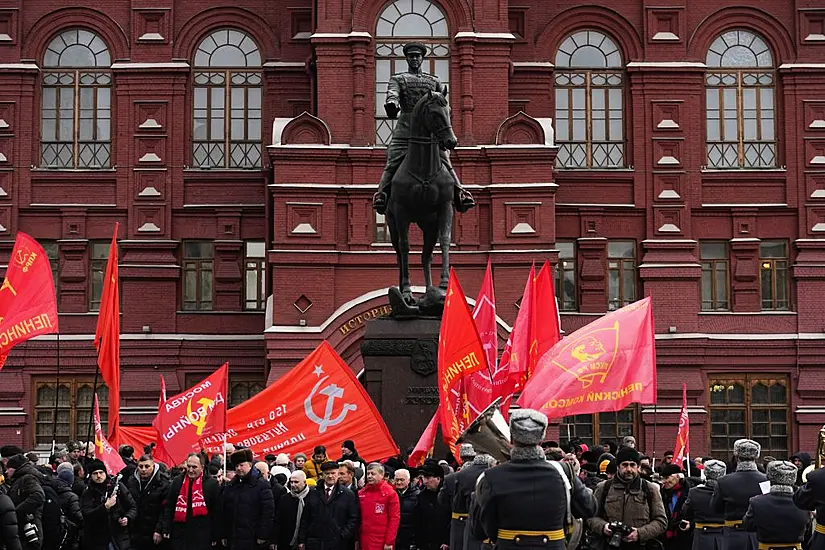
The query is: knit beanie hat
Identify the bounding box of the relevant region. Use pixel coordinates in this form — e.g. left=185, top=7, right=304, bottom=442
left=86, top=459, right=107, bottom=474
left=733, top=439, right=760, bottom=461
left=276, top=453, right=290, bottom=466
left=509, top=409, right=547, bottom=446
left=767, top=460, right=797, bottom=486
left=615, top=446, right=641, bottom=465
left=342, top=440, right=356, bottom=453
left=57, top=468, right=75, bottom=485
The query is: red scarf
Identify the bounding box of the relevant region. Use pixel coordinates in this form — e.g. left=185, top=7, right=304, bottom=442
left=174, top=474, right=207, bottom=523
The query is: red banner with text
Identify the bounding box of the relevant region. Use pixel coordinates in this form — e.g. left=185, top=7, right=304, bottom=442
left=94, top=394, right=126, bottom=475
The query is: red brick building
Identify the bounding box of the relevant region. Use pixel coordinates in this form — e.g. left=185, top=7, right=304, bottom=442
left=1, top=0, right=824, bottom=460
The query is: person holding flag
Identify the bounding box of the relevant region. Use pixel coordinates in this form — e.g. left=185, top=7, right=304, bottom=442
left=80, top=459, right=136, bottom=550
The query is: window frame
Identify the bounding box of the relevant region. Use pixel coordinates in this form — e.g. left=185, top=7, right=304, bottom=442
left=243, top=241, right=266, bottom=311
left=606, top=240, right=637, bottom=311
left=708, top=374, right=789, bottom=462
left=33, top=378, right=109, bottom=448
left=88, top=240, right=110, bottom=312
left=555, top=241, right=577, bottom=311
left=560, top=406, right=639, bottom=447
left=42, top=240, right=60, bottom=308
left=759, top=240, right=789, bottom=311
left=700, top=241, right=731, bottom=311
left=374, top=212, right=391, bottom=244
left=182, top=241, right=215, bottom=311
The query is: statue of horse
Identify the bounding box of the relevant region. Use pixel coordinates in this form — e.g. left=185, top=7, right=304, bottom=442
left=385, top=90, right=457, bottom=316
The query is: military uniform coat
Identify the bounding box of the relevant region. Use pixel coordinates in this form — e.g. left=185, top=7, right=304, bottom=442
left=743, top=492, right=809, bottom=547
left=682, top=485, right=725, bottom=550
left=474, top=458, right=596, bottom=550
left=710, top=467, right=767, bottom=550
left=440, top=462, right=488, bottom=550
left=794, top=467, right=825, bottom=550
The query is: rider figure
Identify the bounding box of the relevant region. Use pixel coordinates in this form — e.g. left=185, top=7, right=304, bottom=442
left=372, top=42, right=475, bottom=215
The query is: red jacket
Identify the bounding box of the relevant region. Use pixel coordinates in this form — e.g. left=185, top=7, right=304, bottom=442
left=358, top=480, right=401, bottom=550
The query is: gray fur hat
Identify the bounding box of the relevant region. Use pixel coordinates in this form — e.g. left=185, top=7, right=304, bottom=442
left=767, top=460, right=797, bottom=486
left=459, top=443, right=476, bottom=459
left=509, top=409, right=547, bottom=446
left=703, top=459, right=727, bottom=481
left=733, top=438, right=761, bottom=461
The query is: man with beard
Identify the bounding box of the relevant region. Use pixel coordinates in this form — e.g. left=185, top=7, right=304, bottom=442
left=274, top=471, right=310, bottom=550
left=298, top=461, right=359, bottom=550
left=794, top=460, right=825, bottom=550
left=473, top=410, right=596, bottom=550
left=744, top=461, right=810, bottom=548
left=414, top=464, right=450, bottom=550
left=358, top=464, right=400, bottom=550
left=221, top=449, right=275, bottom=550
left=125, top=454, right=170, bottom=550
left=80, top=459, right=137, bottom=550
left=710, top=439, right=767, bottom=550
left=3, top=454, right=44, bottom=550
left=440, top=445, right=495, bottom=550
left=681, top=459, right=726, bottom=550
left=658, top=465, right=693, bottom=550
left=588, top=446, right=667, bottom=549
left=393, top=469, right=419, bottom=550
left=162, top=453, right=222, bottom=550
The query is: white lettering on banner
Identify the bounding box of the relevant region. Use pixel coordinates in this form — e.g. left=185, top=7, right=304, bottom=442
left=165, top=380, right=213, bottom=412
left=259, top=432, right=307, bottom=455
left=246, top=404, right=288, bottom=430
left=237, top=421, right=290, bottom=448
left=162, top=392, right=225, bottom=442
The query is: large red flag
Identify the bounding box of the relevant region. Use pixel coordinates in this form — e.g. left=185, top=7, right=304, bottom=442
left=201, top=342, right=397, bottom=460
left=408, top=411, right=439, bottom=467
left=94, top=394, right=126, bottom=475
left=0, top=232, right=59, bottom=369
left=518, top=297, right=657, bottom=418
left=438, top=269, right=487, bottom=460
left=497, top=265, right=535, bottom=416
left=530, top=261, right=561, bottom=376
left=465, top=260, right=506, bottom=417
left=93, top=224, right=120, bottom=439
left=673, top=383, right=689, bottom=468
left=153, top=364, right=228, bottom=466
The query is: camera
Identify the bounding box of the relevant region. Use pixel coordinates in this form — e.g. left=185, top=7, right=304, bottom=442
left=22, top=516, right=39, bottom=545
left=607, top=521, right=633, bottom=548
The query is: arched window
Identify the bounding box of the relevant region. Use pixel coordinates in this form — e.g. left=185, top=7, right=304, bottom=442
left=374, top=0, right=450, bottom=146
left=41, top=29, right=112, bottom=169
left=192, top=29, right=262, bottom=169
left=554, top=30, right=625, bottom=169
left=705, top=30, right=776, bottom=169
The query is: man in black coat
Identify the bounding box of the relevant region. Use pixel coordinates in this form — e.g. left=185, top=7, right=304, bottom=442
left=222, top=449, right=275, bottom=550
left=80, top=459, right=138, bottom=550
left=125, top=454, right=171, bottom=550
left=682, top=459, right=726, bottom=550
left=0, top=491, right=21, bottom=550
left=298, top=461, right=359, bottom=550
left=472, top=409, right=596, bottom=550
left=162, top=453, right=222, bottom=550
left=744, top=461, right=810, bottom=548
left=794, top=463, right=825, bottom=550
left=711, top=439, right=768, bottom=550
left=415, top=463, right=451, bottom=550
left=440, top=445, right=495, bottom=550
left=55, top=464, right=83, bottom=550
left=274, top=470, right=311, bottom=550
left=4, top=454, right=45, bottom=550
left=393, top=469, right=419, bottom=550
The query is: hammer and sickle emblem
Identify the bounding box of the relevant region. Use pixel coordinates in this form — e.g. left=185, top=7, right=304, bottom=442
left=186, top=397, right=216, bottom=436
left=304, top=376, right=357, bottom=433
left=0, top=279, right=17, bottom=297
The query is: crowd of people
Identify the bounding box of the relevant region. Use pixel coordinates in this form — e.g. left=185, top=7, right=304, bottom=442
left=0, top=417, right=822, bottom=550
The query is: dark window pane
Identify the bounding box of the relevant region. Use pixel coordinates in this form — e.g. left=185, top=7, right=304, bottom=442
left=701, top=242, right=727, bottom=260
left=752, top=383, right=769, bottom=404
left=760, top=241, right=787, bottom=258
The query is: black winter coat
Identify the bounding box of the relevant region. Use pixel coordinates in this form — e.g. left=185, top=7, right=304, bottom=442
left=54, top=480, right=83, bottom=528
left=221, top=472, right=275, bottom=550
left=414, top=487, right=450, bottom=550
left=162, top=474, right=222, bottom=550
left=298, top=484, right=360, bottom=550
left=660, top=480, right=693, bottom=550
left=6, top=463, right=45, bottom=550
left=80, top=478, right=137, bottom=550
left=0, top=493, right=21, bottom=550
left=273, top=491, right=303, bottom=549
left=125, top=465, right=170, bottom=548
left=395, top=486, right=419, bottom=550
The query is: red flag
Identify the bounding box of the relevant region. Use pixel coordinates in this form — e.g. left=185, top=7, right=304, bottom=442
left=497, top=265, right=535, bottom=415
left=94, top=394, right=125, bottom=475
left=517, top=297, right=657, bottom=418
left=408, top=411, right=439, bottom=467
left=464, top=260, right=506, bottom=417
left=201, top=342, right=398, bottom=460
left=0, top=232, right=59, bottom=368
left=438, top=269, right=487, bottom=460
left=93, top=224, right=120, bottom=439
left=530, top=261, right=561, bottom=375
left=153, top=364, right=228, bottom=466
left=673, top=383, right=689, bottom=467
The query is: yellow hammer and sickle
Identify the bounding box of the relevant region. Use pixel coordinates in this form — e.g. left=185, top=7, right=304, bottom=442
left=95, top=436, right=104, bottom=456
left=0, top=279, right=17, bottom=296
left=186, top=397, right=216, bottom=436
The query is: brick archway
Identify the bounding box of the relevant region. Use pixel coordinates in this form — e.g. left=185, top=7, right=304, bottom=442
left=23, top=7, right=129, bottom=62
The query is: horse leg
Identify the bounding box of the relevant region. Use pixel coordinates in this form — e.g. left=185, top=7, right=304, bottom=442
left=420, top=222, right=437, bottom=289
left=438, top=200, right=454, bottom=290
left=397, top=216, right=414, bottom=303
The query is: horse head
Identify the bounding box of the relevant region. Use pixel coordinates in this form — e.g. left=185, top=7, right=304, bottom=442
left=419, top=90, right=457, bottom=150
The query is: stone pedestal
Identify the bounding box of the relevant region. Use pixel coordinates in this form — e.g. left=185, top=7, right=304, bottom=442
left=361, top=317, right=442, bottom=455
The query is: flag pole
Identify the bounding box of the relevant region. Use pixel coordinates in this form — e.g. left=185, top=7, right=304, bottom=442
left=51, top=331, right=61, bottom=452
left=652, top=402, right=658, bottom=469
left=85, top=366, right=100, bottom=455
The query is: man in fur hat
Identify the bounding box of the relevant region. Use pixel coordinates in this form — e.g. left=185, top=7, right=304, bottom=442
left=744, top=461, right=810, bottom=548
left=682, top=459, right=727, bottom=550
left=794, top=460, right=825, bottom=550
left=710, top=439, right=767, bottom=550
left=471, top=409, right=595, bottom=550
left=439, top=444, right=495, bottom=550
left=221, top=448, right=275, bottom=550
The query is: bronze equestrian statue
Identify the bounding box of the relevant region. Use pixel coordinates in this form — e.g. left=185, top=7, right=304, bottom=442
left=375, top=43, right=474, bottom=317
